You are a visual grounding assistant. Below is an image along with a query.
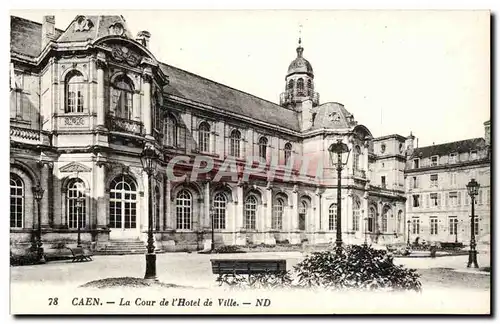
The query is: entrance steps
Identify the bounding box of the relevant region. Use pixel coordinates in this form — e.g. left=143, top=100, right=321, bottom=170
left=95, top=239, right=148, bottom=255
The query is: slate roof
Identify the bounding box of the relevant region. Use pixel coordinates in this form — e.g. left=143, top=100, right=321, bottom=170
left=409, top=138, right=486, bottom=159
left=11, top=15, right=301, bottom=132
left=10, top=16, right=64, bottom=57
left=311, top=102, right=357, bottom=130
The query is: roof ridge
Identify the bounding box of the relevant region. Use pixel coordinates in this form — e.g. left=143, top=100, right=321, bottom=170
left=160, top=62, right=291, bottom=111
left=415, top=137, right=484, bottom=150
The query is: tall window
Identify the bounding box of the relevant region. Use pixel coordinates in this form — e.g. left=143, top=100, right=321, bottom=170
left=297, top=78, right=304, bottom=96
left=412, top=218, right=420, bottom=234
left=111, top=75, right=134, bottom=119
left=430, top=193, right=440, bottom=207
left=328, top=203, right=337, bottom=231
left=353, top=145, right=361, bottom=170
left=430, top=218, right=438, bottom=235
left=258, top=137, right=268, bottom=161
left=213, top=192, right=227, bottom=230
left=244, top=195, right=257, bottom=230
left=198, top=122, right=211, bottom=153
left=109, top=175, right=137, bottom=229
left=284, top=142, right=292, bottom=165
left=154, top=186, right=160, bottom=231
left=430, top=174, right=438, bottom=187
left=352, top=196, right=361, bottom=231
left=65, top=71, right=84, bottom=113
left=381, top=176, right=386, bottom=188
left=307, top=79, right=313, bottom=96
left=368, top=207, right=375, bottom=233
left=176, top=190, right=192, bottom=230
left=10, top=174, right=24, bottom=228
left=412, top=194, right=420, bottom=207
left=299, top=201, right=307, bottom=231
left=412, top=176, right=419, bottom=188
left=431, top=156, right=438, bottom=167
left=272, top=198, right=284, bottom=230
left=397, top=210, right=403, bottom=233
left=165, top=114, right=178, bottom=147
left=381, top=208, right=388, bottom=232
left=449, top=192, right=459, bottom=206
left=287, top=79, right=294, bottom=91
left=230, top=130, right=241, bottom=157
left=449, top=217, right=458, bottom=235
left=67, top=179, right=86, bottom=229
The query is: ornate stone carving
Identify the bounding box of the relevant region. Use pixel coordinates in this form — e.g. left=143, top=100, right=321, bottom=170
left=142, top=73, right=153, bottom=84
left=74, top=16, right=94, bottom=32
left=96, top=59, right=107, bottom=70
left=110, top=45, right=140, bottom=67
left=109, top=23, right=125, bottom=36
left=59, top=162, right=91, bottom=173
left=64, top=116, right=85, bottom=126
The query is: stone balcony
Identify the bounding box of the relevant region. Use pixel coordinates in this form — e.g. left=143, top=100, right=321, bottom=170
left=106, top=114, right=144, bottom=136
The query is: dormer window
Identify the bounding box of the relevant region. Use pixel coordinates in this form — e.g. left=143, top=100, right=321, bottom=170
left=431, top=155, right=438, bottom=167
left=449, top=153, right=457, bottom=164
left=381, top=143, right=386, bottom=154
left=413, top=159, right=420, bottom=169
left=470, top=150, right=478, bottom=160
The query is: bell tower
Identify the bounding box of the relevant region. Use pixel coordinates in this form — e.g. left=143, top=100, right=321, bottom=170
left=280, top=38, right=319, bottom=131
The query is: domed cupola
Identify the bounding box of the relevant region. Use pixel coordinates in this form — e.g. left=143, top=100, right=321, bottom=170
left=287, top=40, right=314, bottom=77
left=280, top=38, right=319, bottom=109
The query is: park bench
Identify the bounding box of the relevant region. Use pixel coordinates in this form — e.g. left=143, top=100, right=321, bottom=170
left=68, top=247, right=93, bottom=262
left=211, top=259, right=287, bottom=286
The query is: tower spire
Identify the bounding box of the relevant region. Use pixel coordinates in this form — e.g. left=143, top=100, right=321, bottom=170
left=297, top=23, right=304, bottom=57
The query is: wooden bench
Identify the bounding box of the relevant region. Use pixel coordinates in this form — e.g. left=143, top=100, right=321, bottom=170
left=211, top=259, right=287, bottom=286
left=68, top=247, right=93, bottom=262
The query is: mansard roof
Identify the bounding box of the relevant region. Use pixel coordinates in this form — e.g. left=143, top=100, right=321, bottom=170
left=311, top=102, right=358, bottom=130
left=409, top=138, right=486, bottom=159
left=10, top=16, right=64, bottom=58
left=160, top=63, right=300, bottom=131
left=10, top=15, right=301, bottom=132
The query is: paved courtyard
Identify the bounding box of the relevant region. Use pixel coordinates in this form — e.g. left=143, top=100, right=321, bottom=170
left=10, top=251, right=491, bottom=290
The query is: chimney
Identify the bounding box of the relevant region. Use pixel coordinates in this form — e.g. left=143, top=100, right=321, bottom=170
left=405, top=132, right=415, bottom=152
left=484, top=120, right=491, bottom=146
left=42, top=15, right=56, bottom=50
left=136, top=31, right=151, bottom=48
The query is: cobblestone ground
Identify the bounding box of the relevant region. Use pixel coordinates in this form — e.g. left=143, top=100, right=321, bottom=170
left=10, top=251, right=491, bottom=290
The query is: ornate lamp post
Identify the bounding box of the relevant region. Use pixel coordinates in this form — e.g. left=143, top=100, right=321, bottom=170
left=466, top=178, right=480, bottom=268
left=140, top=144, right=159, bottom=280
left=328, top=139, right=351, bottom=254
left=75, top=195, right=84, bottom=247
left=407, top=219, right=411, bottom=246
left=363, top=216, right=368, bottom=246
left=32, top=184, right=46, bottom=263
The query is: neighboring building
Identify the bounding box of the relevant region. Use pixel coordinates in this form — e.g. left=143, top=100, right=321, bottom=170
left=9, top=14, right=490, bottom=255
left=405, top=124, right=491, bottom=245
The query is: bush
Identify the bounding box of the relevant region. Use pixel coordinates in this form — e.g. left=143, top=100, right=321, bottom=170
left=211, top=245, right=245, bottom=254
left=10, top=251, right=41, bottom=266
left=293, top=245, right=422, bottom=291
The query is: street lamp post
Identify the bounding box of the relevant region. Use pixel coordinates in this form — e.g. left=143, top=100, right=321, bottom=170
left=140, top=144, right=159, bottom=280
left=407, top=220, right=411, bottom=246
left=32, top=184, right=46, bottom=264
left=210, top=207, right=215, bottom=252
left=455, top=221, right=458, bottom=243
left=466, top=178, right=480, bottom=268
left=363, top=216, right=368, bottom=246
left=75, top=196, right=84, bottom=247
left=328, top=139, right=351, bottom=254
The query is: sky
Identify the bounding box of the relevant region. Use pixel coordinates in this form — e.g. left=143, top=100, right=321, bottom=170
left=10, top=9, right=490, bottom=147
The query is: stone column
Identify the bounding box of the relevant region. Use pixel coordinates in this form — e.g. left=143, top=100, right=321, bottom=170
left=95, top=163, right=107, bottom=229
left=289, top=186, right=300, bottom=244
left=204, top=181, right=211, bottom=229
left=40, top=164, right=50, bottom=227
left=142, top=71, right=152, bottom=137
left=265, top=183, right=275, bottom=245
left=165, top=179, right=172, bottom=229
left=234, top=182, right=245, bottom=245
left=362, top=193, right=369, bottom=242
left=345, top=190, right=353, bottom=244
left=96, top=59, right=106, bottom=128
left=141, top=171, right=149, bottom=240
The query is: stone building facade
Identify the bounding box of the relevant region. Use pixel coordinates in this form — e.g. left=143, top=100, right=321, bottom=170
left=9, top=14, right=490, bottom=255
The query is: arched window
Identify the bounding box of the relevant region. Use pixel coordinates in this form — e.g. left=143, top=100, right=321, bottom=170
left=10, top=174, right=24, bottom=228
left=352, top=196, right=361, bottom=231
left=397, top=210, right=403, bottom=234
left=307, top=79, right=313, bottom=96
left=165, top=114, right=178, bottom=147
left=287, top=79, right=295, bottom=92
left=230, top=130, right=241, bottom=157
left=244, top=195, right=257, bottom=230
left=299, top=200, right=307, bottom=231
left=368, top=207, right=376, bottom=233
left=353, top=145, right=361, bottom=171
left=272, top=198, right=284, bottom=230
left=198, top=122, right=211, bottom=153
left=297, top=78, right=305, bottom=96
left=176, top=190, right=192, bottom=230
left=65, top=71, right=85, bottom=113
left=67, top=179, right=86, bottom=229
left=284, top=142, right=292, bottom=165
left=154, top=186, right=161, bottom=231
left=153, top=93, right=162, bottom=132
left=329, top=203, right=337, bottom=231
left=213, top=192, right=227, bottom=230
left=381, top=207, right=389, bottom=232
left=258, top=137, right=268, bottom=161
left=111, top=75, right=134, bottom=119
left=109, top=175, right=137, bottom=229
